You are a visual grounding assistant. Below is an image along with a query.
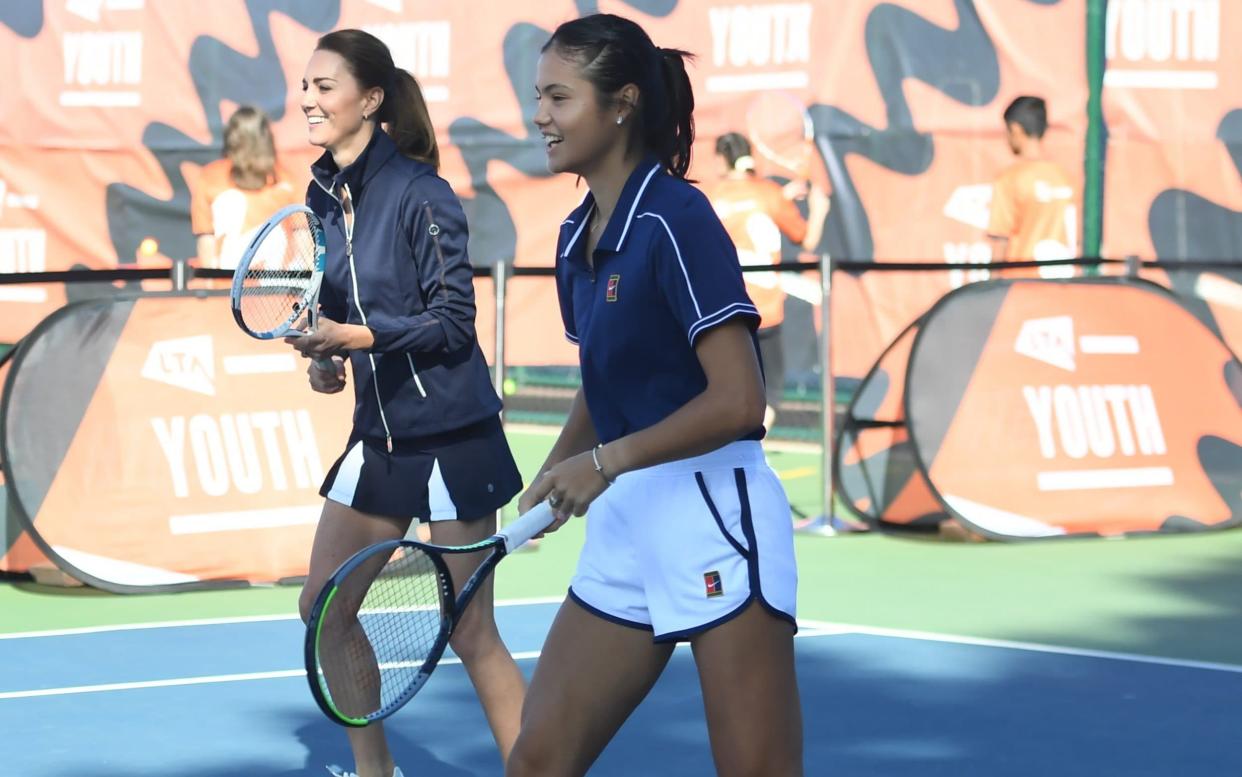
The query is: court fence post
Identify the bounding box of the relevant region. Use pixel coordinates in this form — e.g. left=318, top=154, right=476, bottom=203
left=171, top=257, right=189, bottom=291
left=493, top=260, right=508, bottom=412
left=819, top=249, right=836, bottom=534
left=494, top=259, right=509, bottom=529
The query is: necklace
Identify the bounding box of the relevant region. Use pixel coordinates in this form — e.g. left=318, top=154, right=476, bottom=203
left=591, top=209, right=608, bottom=239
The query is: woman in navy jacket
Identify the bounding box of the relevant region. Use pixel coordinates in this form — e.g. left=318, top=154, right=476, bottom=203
left=287, top=29, right=524, bottom=777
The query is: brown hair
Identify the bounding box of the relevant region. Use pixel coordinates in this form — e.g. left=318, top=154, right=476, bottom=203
left=223, top=106, right=278, bottom=190
left=715, top=132, right=754, bottom=173
left=316, top=29, right=440, bottom=169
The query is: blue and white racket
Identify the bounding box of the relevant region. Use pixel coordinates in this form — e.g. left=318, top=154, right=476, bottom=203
left=229, top=204, right=334, bottom=370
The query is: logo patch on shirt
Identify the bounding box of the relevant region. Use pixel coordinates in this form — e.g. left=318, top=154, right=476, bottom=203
left=606, top=274, right=620, bottom=302
left=704, top=570, right=724, bottom=598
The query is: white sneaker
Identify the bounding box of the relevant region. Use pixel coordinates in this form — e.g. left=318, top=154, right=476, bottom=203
left=325, top=766, right=404, bottom=777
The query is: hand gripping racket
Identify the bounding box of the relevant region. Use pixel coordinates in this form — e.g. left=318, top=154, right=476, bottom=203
left=229, top=204, right=335, bottom=370
left=305, top=502, right=555, bottom=727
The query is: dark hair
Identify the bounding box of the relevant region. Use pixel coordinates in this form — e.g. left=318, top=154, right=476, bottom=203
left=715, top=132, right=754, bottom=173
left=542, top=14, right=695, bottom=179
left=1003, top=95, right=1048, bottom=139
left=223, top=106, right=277, bottom=190
left=316, top=29, right=440, bottom=169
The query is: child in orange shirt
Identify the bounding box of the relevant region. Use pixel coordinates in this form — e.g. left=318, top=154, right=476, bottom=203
left=707, top=132, right=829, bottom=429
left=189, top=106, right=302, bottom=269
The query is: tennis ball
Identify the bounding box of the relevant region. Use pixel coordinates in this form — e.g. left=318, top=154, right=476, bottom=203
left=503, top=377, right=517, bottom=395
left=138, top=237, right=159, bottom=256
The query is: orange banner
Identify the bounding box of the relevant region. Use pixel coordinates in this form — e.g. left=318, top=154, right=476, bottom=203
left=911, top=279, right=1242, bottom=538
left=2, top=2, right=1238, bottom=405
left=0, top=2, right=1090, bottom=371
left=1102, top=0, right=1241, bottom=261
left=1, top=294, right=354, bottom=589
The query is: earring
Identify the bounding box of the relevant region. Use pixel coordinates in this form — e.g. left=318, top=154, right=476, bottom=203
left=616, top=116, right=623, bottom=125
left=363, top=113, right=370, bottom=121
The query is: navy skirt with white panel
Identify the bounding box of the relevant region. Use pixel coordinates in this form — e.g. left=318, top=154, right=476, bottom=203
left=320, top=415, right=522, bottom=523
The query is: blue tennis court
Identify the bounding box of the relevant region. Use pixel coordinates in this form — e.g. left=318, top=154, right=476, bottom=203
left=2, top=598, right=1239, bottom=776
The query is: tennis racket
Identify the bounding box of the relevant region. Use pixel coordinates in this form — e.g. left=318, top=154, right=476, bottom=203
left=746, top=91, right=815, bottom=182
left=305, top=501, right=555, bottom=727
left=229, top=204, right=334, bottom=371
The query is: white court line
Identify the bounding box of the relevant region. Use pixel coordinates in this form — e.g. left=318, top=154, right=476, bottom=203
left=0, top=624, right=845, bottom=700
left=3, top=619, right=1238, bottom=701
left=814, top=621, right=1242, bottom=675
left=0, top=651, right=539, bottom=700
left=0, top=596, right=565, bottom=640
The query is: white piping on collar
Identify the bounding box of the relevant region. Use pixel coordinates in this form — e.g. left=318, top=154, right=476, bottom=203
left=613, top=163, right=661, bottom=250
left=313, top=175, right=336, bottom=199
left=638, top=210, right=702, bottom=318
left=560, top=203, right=595, bottom=259
left=559, top=163, right=661, bottom=258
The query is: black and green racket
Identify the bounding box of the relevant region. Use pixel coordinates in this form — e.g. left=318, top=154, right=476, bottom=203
left=304, top=502, right=554, bottom=726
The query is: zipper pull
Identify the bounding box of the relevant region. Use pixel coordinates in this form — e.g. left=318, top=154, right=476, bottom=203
left=386, top=434, right=393, bottom=454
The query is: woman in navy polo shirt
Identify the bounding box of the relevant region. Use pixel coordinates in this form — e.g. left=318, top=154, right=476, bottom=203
left=511, top=14, right=802, bottom=777
left=285, top=29, right=525, bottom=777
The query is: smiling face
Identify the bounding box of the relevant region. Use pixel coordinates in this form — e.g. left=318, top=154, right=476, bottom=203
left=300, top=48, right=382, bottom=158
left=533, top=49, right=628, bottom=177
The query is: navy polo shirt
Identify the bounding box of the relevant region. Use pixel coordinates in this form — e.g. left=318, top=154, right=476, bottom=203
left=555, top=158, right=764, bottom=444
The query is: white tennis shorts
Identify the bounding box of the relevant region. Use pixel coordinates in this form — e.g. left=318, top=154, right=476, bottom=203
left=569, top=441, right=797, bottom=642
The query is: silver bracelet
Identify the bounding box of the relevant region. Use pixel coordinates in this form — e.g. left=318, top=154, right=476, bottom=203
left=592, top=444, right=614, bottom=485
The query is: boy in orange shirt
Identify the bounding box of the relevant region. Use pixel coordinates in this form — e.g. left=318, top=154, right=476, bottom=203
left=987, top=96, right=1078, bottom=277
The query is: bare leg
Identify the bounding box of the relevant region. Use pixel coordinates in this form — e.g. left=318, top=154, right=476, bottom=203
left=299, top=499, right=409, bottom=777
left=429, top=514, right=526, bottom=762
left=507, top=599, right=674, bottom=777
left=691, top=601, right=803, bottom=777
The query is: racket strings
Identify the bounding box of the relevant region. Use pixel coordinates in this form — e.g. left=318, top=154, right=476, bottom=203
left=316, top=546, right=449, bottom=719
left=237, top=213, right=320, bottom=335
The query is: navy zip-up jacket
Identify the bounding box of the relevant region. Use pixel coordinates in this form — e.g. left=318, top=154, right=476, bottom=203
left=307, top=129, right=501, bottom=443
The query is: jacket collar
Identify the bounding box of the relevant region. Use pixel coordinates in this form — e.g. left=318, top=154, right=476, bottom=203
left=561, top=156, right=664, bottom=259
left=310, top=128, right=398, bottom=200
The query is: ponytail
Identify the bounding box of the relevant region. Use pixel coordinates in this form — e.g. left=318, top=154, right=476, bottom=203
left=651, top=48, right=694, bottom=179
left=315, top=29, right=440, bottom=170
left=381, top=68, right=440, bottom=169
left=715, top=132, right=754, bottom=174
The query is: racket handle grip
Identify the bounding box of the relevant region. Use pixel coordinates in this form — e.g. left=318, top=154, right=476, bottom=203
left=313, top=357, right=337, bottom=372
left=498, top=502, right=556, bottom=553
